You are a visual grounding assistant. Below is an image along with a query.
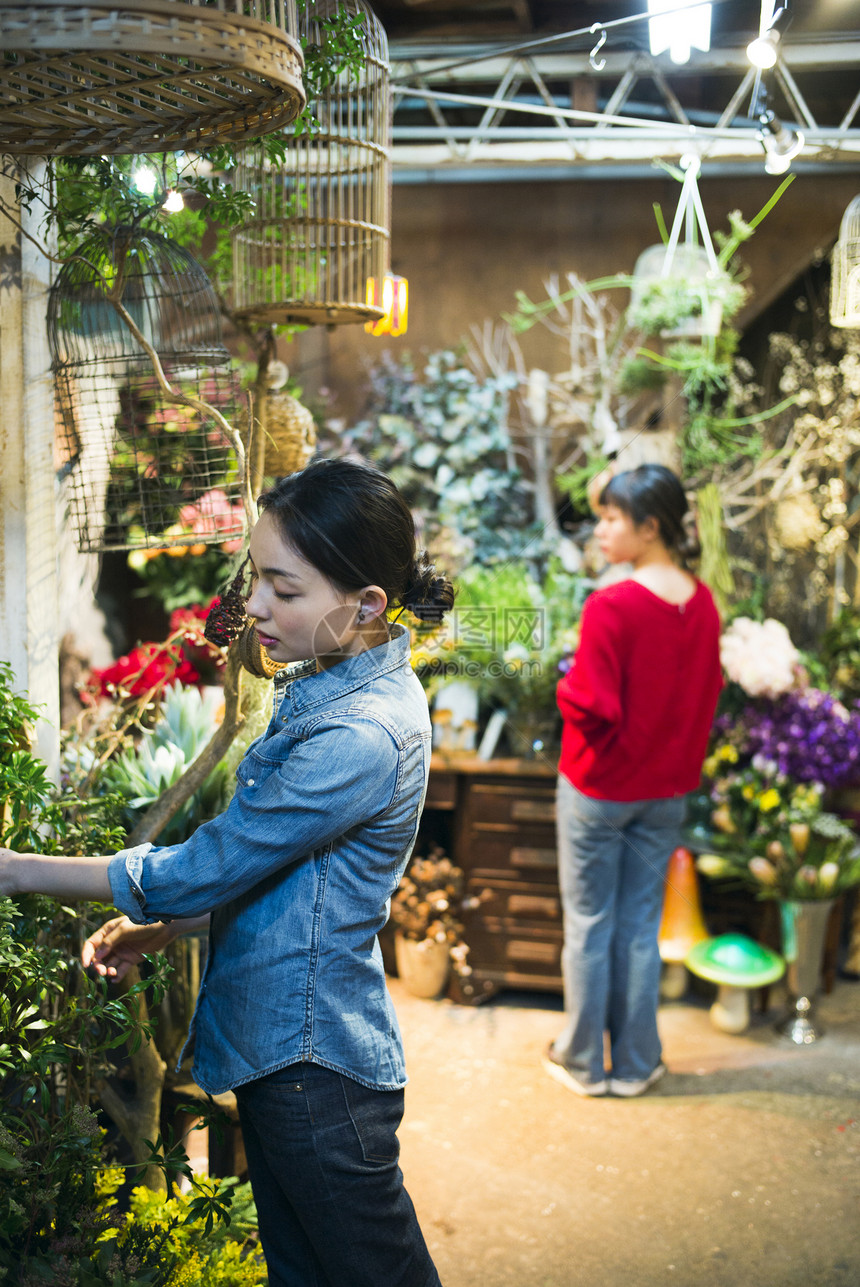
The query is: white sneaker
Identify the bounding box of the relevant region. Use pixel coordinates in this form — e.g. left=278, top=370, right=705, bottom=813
left=608, top=1062, right=667, bottom=1098
left=543, top=1047, right=607, bottom=1097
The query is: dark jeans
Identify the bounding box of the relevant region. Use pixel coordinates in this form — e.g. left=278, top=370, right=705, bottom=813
left=235, top=1062, right=443, bottom=1287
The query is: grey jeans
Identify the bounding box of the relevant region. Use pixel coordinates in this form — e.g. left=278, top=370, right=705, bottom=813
left=552, top=776, right=687, bottom=1084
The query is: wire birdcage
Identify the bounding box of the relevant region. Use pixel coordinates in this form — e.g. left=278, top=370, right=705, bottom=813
left=0, top=0, right=304, bottom=157
left=49, top=228, right=246, bottom=554
left=230, top=0, right=390, bottom=327
left=831, top=195, right=860, bottom=329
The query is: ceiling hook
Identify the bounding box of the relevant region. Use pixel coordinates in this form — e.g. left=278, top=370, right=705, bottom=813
left=589, top=23, right=607, bottom=72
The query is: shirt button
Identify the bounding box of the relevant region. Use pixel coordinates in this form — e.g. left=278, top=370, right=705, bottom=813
left=247, top=777, right=255, bottom=786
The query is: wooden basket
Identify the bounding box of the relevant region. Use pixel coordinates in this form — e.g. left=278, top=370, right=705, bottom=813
left=0, top=0, right=304, bottom=156
left=264, top=390, right=316, bottom=478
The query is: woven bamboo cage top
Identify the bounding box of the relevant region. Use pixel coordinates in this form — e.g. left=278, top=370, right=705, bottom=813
left=0, top=0, right=304, bottom=156
left=231, top=0, right=390, bottom=327
left=49, top=229, right=245, bottom=554
left=831, top=195, right=860, bottom=329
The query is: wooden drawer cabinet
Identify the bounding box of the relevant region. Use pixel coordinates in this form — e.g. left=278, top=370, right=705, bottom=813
left=421, top=754, right=564, bottom=1003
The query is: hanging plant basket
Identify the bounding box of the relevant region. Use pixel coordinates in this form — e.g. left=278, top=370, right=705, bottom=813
left=49, top=228, right=245, bottom=554
left=231, top=0, right=390, bottom=327
left=0, top=0, right=304, bottom=156
left=627, top=156, right=744, bottom=341
left=629, top=243, right=730, bottom=339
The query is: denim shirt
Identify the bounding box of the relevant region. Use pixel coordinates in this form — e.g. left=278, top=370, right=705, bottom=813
left=107, top=625, right=431, bottom=1096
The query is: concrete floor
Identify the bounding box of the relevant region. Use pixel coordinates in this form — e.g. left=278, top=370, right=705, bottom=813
left=392, top=975, right=860, bottom=1287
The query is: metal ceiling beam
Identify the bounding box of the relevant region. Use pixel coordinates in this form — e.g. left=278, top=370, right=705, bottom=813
left=389, top=39, right=860, bottom=178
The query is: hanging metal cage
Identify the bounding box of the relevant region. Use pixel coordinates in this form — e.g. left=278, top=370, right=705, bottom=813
left=831, top=195, right=860, bottom=329
left=49, top=228, right=246, bottom=555
left=0, top=0, right=304, bottom=157
left=230, top=0, right=390, bottom=327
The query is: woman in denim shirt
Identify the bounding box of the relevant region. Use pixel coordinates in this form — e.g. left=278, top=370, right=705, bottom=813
left=0, top=459, right=454, bottom=1287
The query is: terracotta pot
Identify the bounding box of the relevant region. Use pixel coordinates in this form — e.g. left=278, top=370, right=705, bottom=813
left=394, top=931, right=450, bottom=1000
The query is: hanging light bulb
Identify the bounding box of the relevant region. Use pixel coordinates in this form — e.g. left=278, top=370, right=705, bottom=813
left=759, top=110, right=804, bottom=174
left=747, top=5, right=791, bottom=69
left=746, top=30, right=779, bottom=68
left=647, top=0, right=711, bottom=65
left=365, top=275, right=409, bottom=337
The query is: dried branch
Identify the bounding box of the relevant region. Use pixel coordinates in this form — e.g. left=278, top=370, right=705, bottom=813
left=127, top=645, right=245, bottom=847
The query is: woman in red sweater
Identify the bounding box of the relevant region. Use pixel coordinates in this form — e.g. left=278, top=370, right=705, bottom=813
left=546, top=464, right=722, bottom=1097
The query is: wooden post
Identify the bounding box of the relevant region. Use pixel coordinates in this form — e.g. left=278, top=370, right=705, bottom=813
left=0, top=164, right=60, bottom=775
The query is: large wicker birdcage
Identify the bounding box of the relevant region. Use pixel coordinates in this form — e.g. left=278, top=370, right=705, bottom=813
left=49, top=228, right=246, bottom=554
left=831, top=195, right=860, bottom=329
left=0, top=0, right=304, bottom=156
left=230, top=0, right=390, bottom=327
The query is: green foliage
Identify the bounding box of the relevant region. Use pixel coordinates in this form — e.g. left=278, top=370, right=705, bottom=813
left=0, top=665, right=243, bottom=1281
left=99, top=684, right=229, bottom=846
left=626, top=274, right=746, bottom=338
left=349, top=349, right=536, bottom=565
left=0, top=662, right=128, bottom=857
left=555, top=456, right=611, bottom=512
left=128, top=1178, right=265, bottom=1286
left=413, top=559, right=589, bottom=726
left=130, top=545, right=234, bottom=614
left=819, top=609, right=860, bottom=705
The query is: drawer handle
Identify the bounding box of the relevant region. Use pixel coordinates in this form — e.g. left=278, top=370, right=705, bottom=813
left=510, top=800, right=556, bottom=823
left=511, top=846, right=558, bottom=869
left=508, top=894, right=560, bottom=918
left=506, top=940, right=560, bottom=965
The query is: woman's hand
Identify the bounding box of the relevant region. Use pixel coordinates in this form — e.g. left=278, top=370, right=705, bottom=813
left=81, top=916, right=177, bottom=982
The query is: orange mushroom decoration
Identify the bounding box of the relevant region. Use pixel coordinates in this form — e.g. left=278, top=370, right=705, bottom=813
left=658, top=847, right=710, bottom=998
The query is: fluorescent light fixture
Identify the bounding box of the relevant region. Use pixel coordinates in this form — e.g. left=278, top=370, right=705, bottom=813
left=648, top=0, right=712, bottom=65
left=759, top=109, right=804, bottom=174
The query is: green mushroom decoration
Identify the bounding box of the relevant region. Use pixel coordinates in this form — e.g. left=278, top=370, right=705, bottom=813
left=685, top=934, right=785, bottom=1034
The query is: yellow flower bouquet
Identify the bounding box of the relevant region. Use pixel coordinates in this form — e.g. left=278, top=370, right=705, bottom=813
left=695, top=750, right=860, bottom=900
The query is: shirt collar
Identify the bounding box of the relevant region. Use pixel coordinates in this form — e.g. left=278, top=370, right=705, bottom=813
left=276, top=623, right=412, bottom=713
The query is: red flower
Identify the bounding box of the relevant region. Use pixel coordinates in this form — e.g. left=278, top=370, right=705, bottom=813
left=86, top=641, right=201, bottom=701
left=169, top=598, right=226, bottom=674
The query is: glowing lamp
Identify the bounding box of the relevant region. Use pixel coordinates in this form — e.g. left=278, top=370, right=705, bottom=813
left=365, top=275, right=408, bottom=337
left=648, top=0, right=711, bottom=65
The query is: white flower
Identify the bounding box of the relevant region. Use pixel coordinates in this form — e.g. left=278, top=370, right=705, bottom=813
left=719, top=617, right=800, bottom=698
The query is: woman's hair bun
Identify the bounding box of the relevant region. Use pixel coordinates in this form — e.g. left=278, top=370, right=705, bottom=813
left=400, top=551, right=456, bottom=623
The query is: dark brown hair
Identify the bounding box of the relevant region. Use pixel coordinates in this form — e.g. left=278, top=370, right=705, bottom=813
left=600, top=463, right=700, bottom=566
left=258, top=458, right=455, bottom=622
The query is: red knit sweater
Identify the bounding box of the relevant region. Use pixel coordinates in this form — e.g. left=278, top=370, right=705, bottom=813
left=557, top=578, right=723, bottom=802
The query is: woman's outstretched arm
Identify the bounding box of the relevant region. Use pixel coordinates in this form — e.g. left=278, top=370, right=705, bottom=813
left=0, top=849, right=113, bottom=902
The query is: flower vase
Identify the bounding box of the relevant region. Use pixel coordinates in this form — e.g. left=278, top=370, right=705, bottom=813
left=775, top=899, right=834, bottom=1044
left=394, top=931, right=450, bottom=1000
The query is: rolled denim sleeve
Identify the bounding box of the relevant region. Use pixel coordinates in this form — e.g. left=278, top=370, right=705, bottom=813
left=107, top=718, right=401, bottom=924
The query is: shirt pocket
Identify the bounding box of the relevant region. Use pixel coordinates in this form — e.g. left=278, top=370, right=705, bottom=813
left=234, top=735, right=300, bottom=789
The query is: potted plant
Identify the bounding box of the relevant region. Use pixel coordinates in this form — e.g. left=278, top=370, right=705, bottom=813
left=389, top=847, right=475, bottom=999
left=694, top=616, right=860, bottom=1040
